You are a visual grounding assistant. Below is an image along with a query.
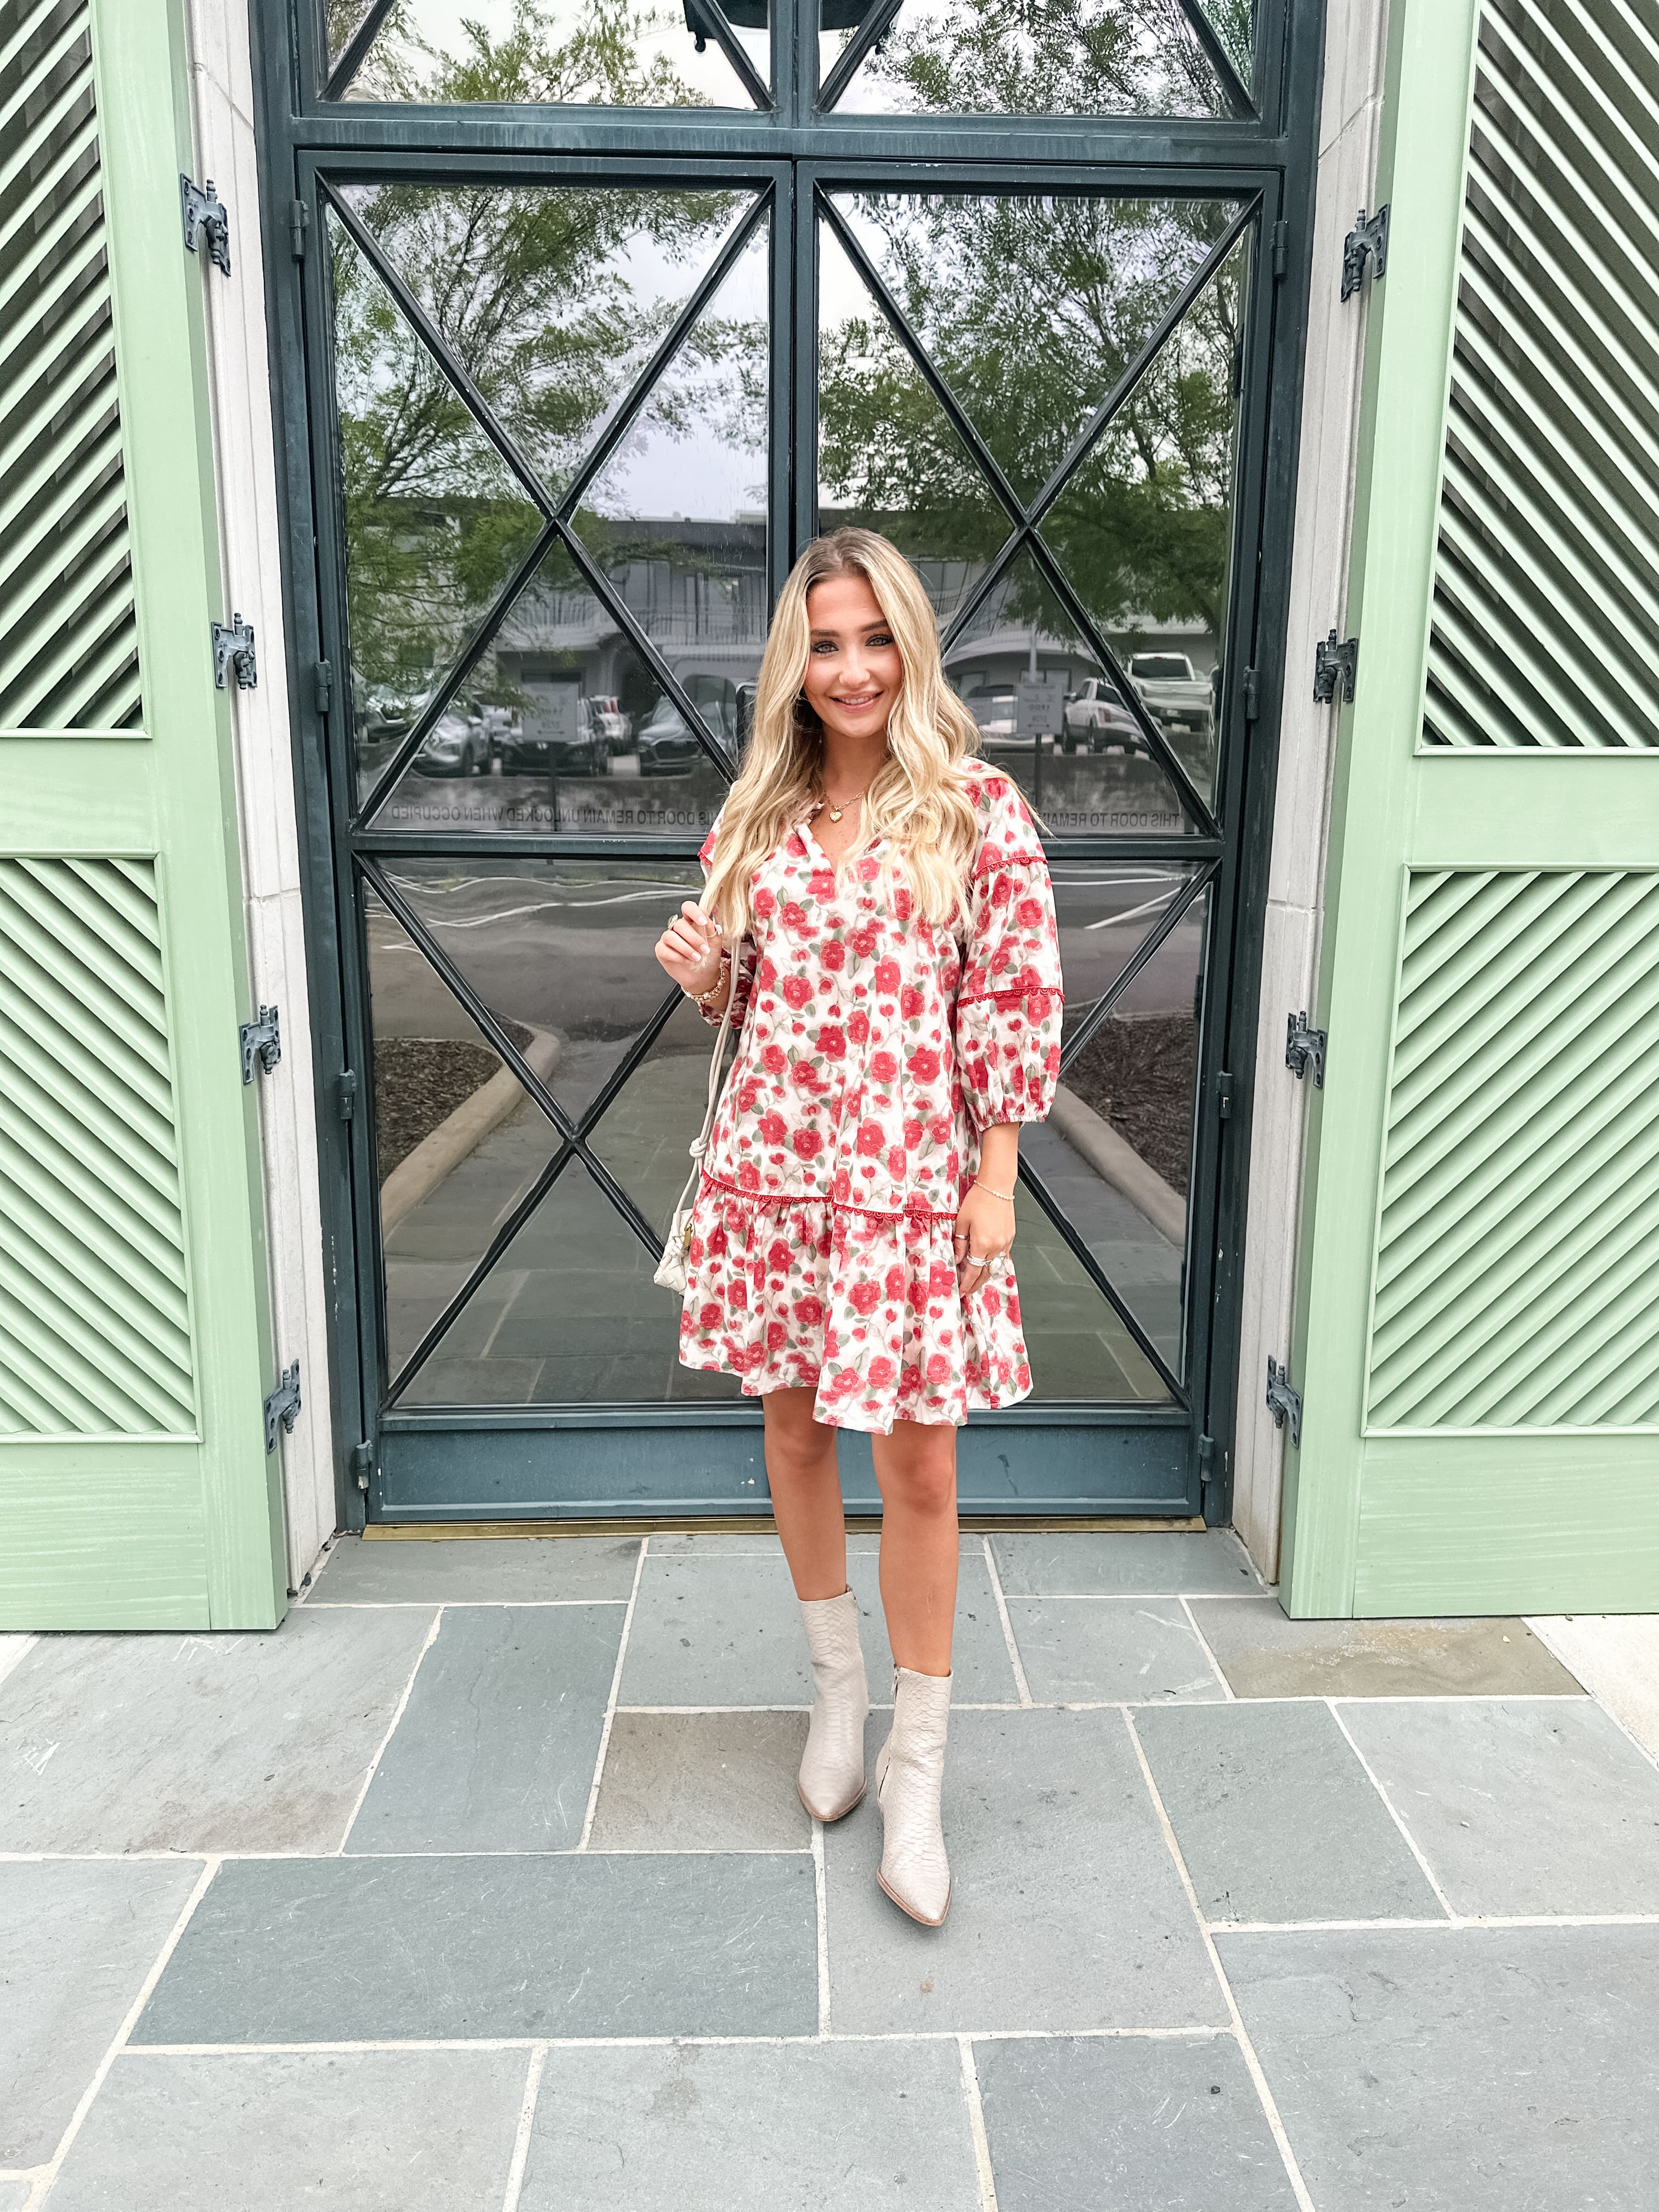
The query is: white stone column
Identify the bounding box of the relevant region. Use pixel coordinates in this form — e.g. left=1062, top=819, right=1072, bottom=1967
left=1231, top=2, right=1391, bottom=1582
left=184, top=0, right=337, bottom=1588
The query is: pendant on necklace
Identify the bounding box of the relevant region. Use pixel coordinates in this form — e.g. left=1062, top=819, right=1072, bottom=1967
left=826, top=803, right=844, bottom=821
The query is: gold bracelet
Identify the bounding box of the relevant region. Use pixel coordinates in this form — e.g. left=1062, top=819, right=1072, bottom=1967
left=974, top=1179, right=1015, bottom=1203
left=691, top=950, right=731, bottom=1012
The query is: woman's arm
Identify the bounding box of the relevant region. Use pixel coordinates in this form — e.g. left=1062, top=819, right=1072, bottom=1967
left=954, top=1125, right=1019, bottom=1294
left=654, top=899, right=728, bottom=1010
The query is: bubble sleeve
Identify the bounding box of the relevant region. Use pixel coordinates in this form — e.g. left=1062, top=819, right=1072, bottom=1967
left=695, top=817, right=759, bottom=1028
left=955, top=793, right=1064, bottom=1132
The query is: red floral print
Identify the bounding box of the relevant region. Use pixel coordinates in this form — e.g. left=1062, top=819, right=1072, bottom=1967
left=680, top=769, right=1063, bottom=1433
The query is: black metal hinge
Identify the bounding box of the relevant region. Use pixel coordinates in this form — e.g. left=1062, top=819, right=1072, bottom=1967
left=350, top=1441, right=374, bottom=1493
left=1198, top=1431, right=1227, bottom=1512
left=1342, top=204, right=1390, bottom=302
left=1243, top=667, right=1260, bottom=721
left=1215, top=1069, right=1234, bottom=1120
left=1285, top=1012, right=1326, bottom=1088
left=212, top=614, right=257, bottom=690
left=336, top=1068, right=359, bottom=1121
left=241, top=1003, right=281, bottom=1083
left=290, top=198, right=309, bottom=260
left=180, top=174, right=230, bottom=275
left=313, top=658, right=333, bottom=716
left=1265, top=1358, right=1302, bottom=1448
left=1272, top=217, right=1290, bottom=281
left=1313, top=629, right=1358, bottom=705
left=264, top=1361, right=301, bottom=1452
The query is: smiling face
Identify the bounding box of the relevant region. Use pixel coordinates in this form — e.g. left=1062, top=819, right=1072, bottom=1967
left=800, top=573, right=905, bottom=752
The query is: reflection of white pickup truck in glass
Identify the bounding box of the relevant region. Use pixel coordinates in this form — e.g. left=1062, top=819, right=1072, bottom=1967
left=1126, top=652, right=1214, bottom=739
left=1062, top=677, right=1143, bottom=753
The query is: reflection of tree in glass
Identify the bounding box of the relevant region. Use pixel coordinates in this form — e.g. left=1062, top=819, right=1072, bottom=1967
left=847, top=0, right=1230, bottom=118
left=348, top=0, right=708, bottom=105
left=820, top=195, right=1244, bottom=644
left=329, top=13, right=751, bottom=709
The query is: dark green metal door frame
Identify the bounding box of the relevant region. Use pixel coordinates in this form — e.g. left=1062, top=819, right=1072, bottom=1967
left=249, top=0, right=1328, bottom=1527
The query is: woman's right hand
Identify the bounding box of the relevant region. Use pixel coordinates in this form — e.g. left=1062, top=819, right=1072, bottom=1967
left=655, top=900, right=723, bottom=996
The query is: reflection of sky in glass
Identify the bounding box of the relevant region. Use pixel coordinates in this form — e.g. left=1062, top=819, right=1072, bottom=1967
left=586, top=223, right=770, bottom=524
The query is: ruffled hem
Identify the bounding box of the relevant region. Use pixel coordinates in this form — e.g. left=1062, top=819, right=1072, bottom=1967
left=677, top=1177, right=1034, bottom=1435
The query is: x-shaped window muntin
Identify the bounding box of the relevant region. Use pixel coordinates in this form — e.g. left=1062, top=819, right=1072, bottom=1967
left=330, top=164, right=1255, bottom=1409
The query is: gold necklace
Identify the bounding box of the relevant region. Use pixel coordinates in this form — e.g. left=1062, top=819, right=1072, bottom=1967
left=816, top=785, right=868, bottom=823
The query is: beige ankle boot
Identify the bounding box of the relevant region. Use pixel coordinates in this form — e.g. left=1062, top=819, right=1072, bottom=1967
left=797, top=1589, right=870, bottom=1821
left=875, top=1665, right=952, bottom=1926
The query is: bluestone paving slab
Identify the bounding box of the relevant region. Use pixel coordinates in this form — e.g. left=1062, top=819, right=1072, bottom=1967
left=990, top=1531, right=1263, bottom=1596
left=1134, top=1702, right=1444, bottom=1925
left=1188, top=1598, right=1585, bottom=1700
left=0, top=2180, right=30, bottom=2211
left=1220, top=1925, right=1659, bottom=2210
left=46, top=2049, right=528, bottom=2211
left=974, top=2032, right=1297, bottom=2212
left=0, top=1610, right=435, bottom=1853
left=1338, top=1697, right=1659, bottom=1915
left=650, top=1532, right=883, bottom=1556
left=619, top=1546, right=1016, bottom=1707
left=345, top=1604, right=621, bottom=1853
left=825, top=1708, right=1222, bottom=2033
left=134, top=1853, right=816, bottom=2042
left=0, top=1858, right=203, bottom=2167
left=588, top=1709, right=810, bottom=1849
left=1007, top=1596, right=1224, bottom=1703
left=517, top=2039, right=980, bottom=2211
left=309, top=1533, right=641, bottom=1602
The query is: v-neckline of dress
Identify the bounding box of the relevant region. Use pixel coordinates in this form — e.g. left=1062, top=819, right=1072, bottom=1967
left=797, top=810, right=877, bottom=874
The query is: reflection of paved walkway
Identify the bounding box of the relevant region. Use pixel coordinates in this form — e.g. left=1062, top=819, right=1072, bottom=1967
left=383, top=1042, right=1178, bottom=1407
left=6, top=1530, right=1656, bottom=2208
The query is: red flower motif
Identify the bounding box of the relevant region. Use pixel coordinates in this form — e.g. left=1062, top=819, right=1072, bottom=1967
left=849, top=1280, right=880, bottom=1316
left=766, top=1321, right=788, bottom=1351
left=758, top=1111, right=786, bottom=1146
left=884, top=1265, right=906, bottom=1301
left=874, top=957, right=901, bottom=994
left=1015, top=895, right=1044, bottom=928
left=903, top=1117, right=924, bottom=1149
left=821, top=939, right=847, bottom=970
left=817, top=1025, right=845, bottom=1059
left=870, top=1051, right=899, bottom=1084
left=900, top=984, right=926, bottom=1019
left=887, top=1146, right=907, bottom=1178
left=794, top=1294, right=823, bottom=1327
left=926, top=1353, right=952, bottom=1385
left=697, top=1302, right=722, bottom=1329
left=781, top=974, right=812, bottom=1010
left=855, top=1120, right=884, bottom=1157
left=753, top=887, right=777, bottom=918
left=866, top=1355, right=896, bottom=1386
left=907, top=1046, right=940, bottom=1083
left=793, top=1127, right=822, bottom=1160
left=761, top=1043, right=787, bottom=1075
left=849, top=926, right=879, bottom=958
left=847, top=1008, right=870, bottom=1046
left=780, top=901, right=810, bottom=934
left=809, top=870, right=836, bottom=899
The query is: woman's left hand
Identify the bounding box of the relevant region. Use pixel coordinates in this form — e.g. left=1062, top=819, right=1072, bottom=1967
left=955, top=1183, right=1014, bottom=1296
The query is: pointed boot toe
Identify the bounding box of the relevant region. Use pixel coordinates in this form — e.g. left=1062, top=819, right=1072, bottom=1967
left=797, top=1588, right=870, bottom=1822
left=876, top=1665, right=952, bottom=1926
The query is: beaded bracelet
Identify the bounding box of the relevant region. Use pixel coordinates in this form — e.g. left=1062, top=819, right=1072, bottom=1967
left=973, top=1180, right=1016, bottom=1203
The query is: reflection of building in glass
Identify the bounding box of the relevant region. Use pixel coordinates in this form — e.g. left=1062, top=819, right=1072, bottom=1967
left=492, top=517, right=769, bottom=747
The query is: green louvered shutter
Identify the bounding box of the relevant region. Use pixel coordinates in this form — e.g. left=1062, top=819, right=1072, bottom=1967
left=0, top=0, right=285, bottom=1626
left=1283, top=0, right=1659, bottom=1616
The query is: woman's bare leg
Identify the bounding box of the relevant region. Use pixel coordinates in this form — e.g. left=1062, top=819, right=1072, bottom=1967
left=763, top=1386, right=848, bottom=1599
left=870, top=1420, right=958, bottom=1675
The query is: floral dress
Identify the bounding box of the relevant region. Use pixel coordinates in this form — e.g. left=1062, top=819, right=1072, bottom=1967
left=677, top=768, right=1064, bottom=1432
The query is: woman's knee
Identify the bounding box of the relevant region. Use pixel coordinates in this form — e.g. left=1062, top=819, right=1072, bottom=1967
left=764, top=1390, right=837, bottom=1480
left=876, top=1428, right=958, bottom=1517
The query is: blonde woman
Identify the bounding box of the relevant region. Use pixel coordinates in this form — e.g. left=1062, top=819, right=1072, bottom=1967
left=653, top=529, right=1062, bottom=1926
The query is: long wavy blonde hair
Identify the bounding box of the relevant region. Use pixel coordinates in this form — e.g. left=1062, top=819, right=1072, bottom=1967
left=702, top=528, right=983, bottom=940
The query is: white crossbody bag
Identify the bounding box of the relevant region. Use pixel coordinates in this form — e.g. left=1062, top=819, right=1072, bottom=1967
left=653, top=970, right=741, bottom=1295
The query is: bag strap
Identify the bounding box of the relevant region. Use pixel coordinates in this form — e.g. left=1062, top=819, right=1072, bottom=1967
left=669, top=962, right=741, bottom=1220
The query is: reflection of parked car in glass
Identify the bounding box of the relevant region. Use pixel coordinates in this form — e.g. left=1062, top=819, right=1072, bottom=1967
left=965, top=684, right=1018, bottom=742
left=503, top=696, right=612, bottom=775
left=1062, top=678, right=1143, bottom=754
left=1126, top=653, right=1213, bottom=740
left=412, top=710, right=490, bottom=778
left=636, top=696, right=702, bottom=777
left=590, top=695, right=631, bottom=749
